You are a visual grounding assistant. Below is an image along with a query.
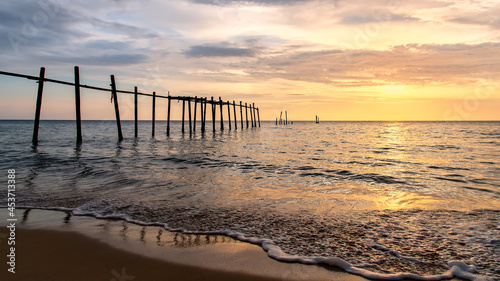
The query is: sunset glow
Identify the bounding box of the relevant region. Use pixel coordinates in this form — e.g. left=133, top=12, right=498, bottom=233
left=1, top=0, right=499, bottom=120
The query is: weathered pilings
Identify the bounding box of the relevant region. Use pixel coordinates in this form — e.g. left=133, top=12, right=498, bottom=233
left=152, top=91, right=156, bottom=137
left=2, top=67, right=262, bottom=143
left=32, top=67, right=45, bottom=146
left=110, top=75, right=123, bottom=142
left=74, top=66, right=82, bottom=144
left=134, top=87, right=138, bottom=138
left=276, top=110, right=291, bottom=126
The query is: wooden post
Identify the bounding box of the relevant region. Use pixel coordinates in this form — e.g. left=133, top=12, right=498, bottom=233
left=280, top=112, right=282, bottom=125
left=239, top=101, right=244, bottom=129
left=74, top=66, right=82, bottom=144
left=245, top=103, right=249, bottom=128
left=285, top=110, right=288, bottom=125
left=152, top=91, right=156, bottom=137
left=182, top=99, right=185, bottom=133
left=134, top=87, right=138, bottom=138
left=193, top=96, right=197, bottom=132
left=211, top=97, right=216, bottom=132
left=202, top=98, right=207, bottom=133
left=276, top=118, right=278, bottom=125
left=257, top=108, right=261, bottom=127
left=188, top=97, right=192, bottom=135
left=110, top=75, right=123, bottom=141
left=32, top=67, right=45, bottom=146
left=233, top=101, right=237, bottom=130
left=166, top=94, right=171, bottom=136
left=253, top=103, right=257, bottom=127
left=227, top=102, right=232, bottom=130
left=250, top=103, right=254, bottom=127
left=219, top=97, right=224, bottom=131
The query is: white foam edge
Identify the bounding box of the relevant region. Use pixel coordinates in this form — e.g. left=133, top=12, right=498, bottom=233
left=3, top=206, right=492, bottom=281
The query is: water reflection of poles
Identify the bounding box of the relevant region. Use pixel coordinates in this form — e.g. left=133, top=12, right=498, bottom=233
left=63, top=212, right=72, bottom=223
left=22, top=209, right=31, bottom=223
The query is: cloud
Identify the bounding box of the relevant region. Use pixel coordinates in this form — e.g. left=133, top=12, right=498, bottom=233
left=241, top=43, right=500, bottom=86
left=88, top=17, right=160, bottom=39
left=187, top=0, right=312, bottom=6
left=340, top=12, right=420, bottom=25
left=55, top=53, right=149, bottom=66
left=183, top=44, right=257, bottom=57
left=0, top=0, right=89, bottom=54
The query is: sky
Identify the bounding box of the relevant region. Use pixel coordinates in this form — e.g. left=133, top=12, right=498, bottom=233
left=0, top=0, right=499, bottom=121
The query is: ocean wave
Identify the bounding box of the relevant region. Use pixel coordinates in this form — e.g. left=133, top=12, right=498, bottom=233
left=4, top=205, right=497, bottom=281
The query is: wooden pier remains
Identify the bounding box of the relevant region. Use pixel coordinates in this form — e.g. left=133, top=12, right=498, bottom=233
left=276, top=111, right=290, bottom=125
left=0, top=66, right=261, bottom=145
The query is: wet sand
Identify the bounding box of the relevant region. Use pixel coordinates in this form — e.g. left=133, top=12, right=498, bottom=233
left=0, top=209, right=368, bottom=281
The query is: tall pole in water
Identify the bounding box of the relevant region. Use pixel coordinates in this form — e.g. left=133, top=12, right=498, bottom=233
left=32, top=67, right=45, bottom=146
left=152, top=91, right=156, bottom=137
left=74, top=66, right=82, bottom=144
left=233, top=101, right=237, bottom=130
left=134, top=87, right=138, bottom=138
left=166, top=94, right=171, bottom=136
left=110, top=75, right=123, bottom=142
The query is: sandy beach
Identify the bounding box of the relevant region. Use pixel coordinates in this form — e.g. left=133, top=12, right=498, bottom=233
left=0, top=209, right=368, bottom=281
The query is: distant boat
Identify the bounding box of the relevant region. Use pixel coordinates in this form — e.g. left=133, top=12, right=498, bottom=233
left=315, top=115, right=319, bottom=123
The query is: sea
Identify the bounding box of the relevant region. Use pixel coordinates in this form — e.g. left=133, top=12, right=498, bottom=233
left=0, top=120, right=499, bottom=280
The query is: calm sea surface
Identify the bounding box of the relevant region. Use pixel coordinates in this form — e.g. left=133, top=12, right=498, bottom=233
left=1, top=120, right=499, bottom=279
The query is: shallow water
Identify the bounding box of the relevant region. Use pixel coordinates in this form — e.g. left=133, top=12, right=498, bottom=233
left=1, top=120, right=499, bottom=280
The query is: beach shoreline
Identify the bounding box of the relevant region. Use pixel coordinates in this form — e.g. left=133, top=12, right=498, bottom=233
left=0, top=208, right=368, bottom=281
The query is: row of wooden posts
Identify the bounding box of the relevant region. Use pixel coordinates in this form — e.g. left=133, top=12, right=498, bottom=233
left=276, top=111, right=289, bottom=125
left=0, top=66, right=260, bottom=146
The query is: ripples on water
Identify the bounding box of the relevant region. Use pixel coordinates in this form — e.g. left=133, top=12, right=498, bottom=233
left=0, top=120, right=499, bottom=280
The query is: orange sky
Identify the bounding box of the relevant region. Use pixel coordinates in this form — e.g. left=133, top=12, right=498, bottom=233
left=1, top=0, right=499, bottom=120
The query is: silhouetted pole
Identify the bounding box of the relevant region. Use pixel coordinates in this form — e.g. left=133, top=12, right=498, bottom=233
left=188, top=97, right=192, bottom=135
left=280, top=112, right=282, bottom=125
left=257, top=108, right=260, bottom=127
left=253, top=103, right=257, bottom=127
left=193, top=96, right=197, bottom=132
left=250, top=103, right=254, bottom=127
left=152, top=91, right=156, bottom=137
left=245, top=103, right=249, bottom=128
left=232, top=101, right=237, bottom=130
left=276, top=118, right=278, bottom=125
left=227, top=102, right=232, bottom=130
left=110, top=75, right=123, bottom=141
left=182, top=99, right=185, bottom=133
left=285, top=110, right=288, bottom=125
left=202, top=98, right=207, bottom=133
left=74, top=66, right=82, bottom=144
left=239, top=101, right=244, bottom=129
left=166, top=94, right=171, bottom=136
left=211, top=97, right=216, bottom=132
left=32, top=67, right=45, bottom=146
left=134, top=87, right=138, bottom=138
left=219, top=97, right=224, bottom=131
